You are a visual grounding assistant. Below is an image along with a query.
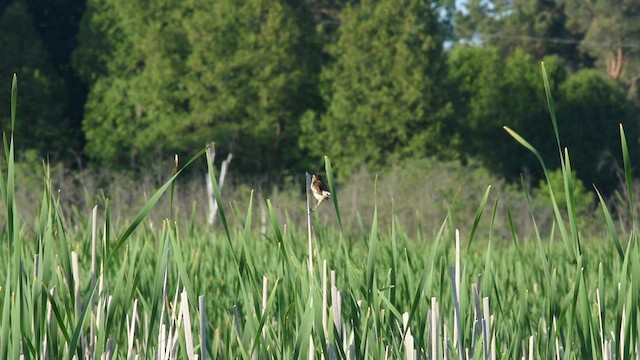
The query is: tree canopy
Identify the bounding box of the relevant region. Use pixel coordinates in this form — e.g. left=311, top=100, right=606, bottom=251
left=1, top=0, right=639, bottom=191
left=74, top=0, right=320, bottom=176
left=301, top=0, right=453, bottom=173
left=0, top=0, right=71, bottom=157
left=183, top=0, right=321, bottom=176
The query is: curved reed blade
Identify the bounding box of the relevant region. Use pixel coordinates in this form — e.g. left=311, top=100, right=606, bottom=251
left=323, top=156, right=343, bottom=234
left=107, top=147, right=208, bottom=264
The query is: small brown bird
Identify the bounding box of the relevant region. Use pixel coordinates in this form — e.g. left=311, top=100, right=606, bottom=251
left=310, top=174, right=331, bottom=213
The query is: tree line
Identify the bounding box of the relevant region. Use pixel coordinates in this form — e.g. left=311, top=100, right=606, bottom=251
left=1, top=0, right=638, bottom=192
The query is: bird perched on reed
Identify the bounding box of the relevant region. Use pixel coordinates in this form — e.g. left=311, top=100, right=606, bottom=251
left=310, top=174, right=331, bottom=213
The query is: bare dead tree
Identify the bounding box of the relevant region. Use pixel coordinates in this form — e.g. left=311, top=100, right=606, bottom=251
left=607, top=46, right=623, bottom=80
left=205, top=144, right=233, bottom=225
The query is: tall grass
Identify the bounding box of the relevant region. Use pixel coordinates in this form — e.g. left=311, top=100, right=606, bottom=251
left=1, top=65, right=640, bottom=359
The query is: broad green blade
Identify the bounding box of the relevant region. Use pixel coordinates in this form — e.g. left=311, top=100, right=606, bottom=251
left=467, top=185, right=491, bottom=252
left=541, top=62, right=561, bottom=156
left=324, top=156, right=343, bottom=234
left=107, top=147, right=207, bottom=263
left=594, top=187, right=623, bottom=260
left=10, top=74, right=16, bottom=133
left=620, top=124, right=635, bottom=224
left=503, top=126, right=547, bottom=170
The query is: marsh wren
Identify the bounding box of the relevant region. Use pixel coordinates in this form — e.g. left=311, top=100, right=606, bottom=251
left=310, top=174, right=331, bottom=213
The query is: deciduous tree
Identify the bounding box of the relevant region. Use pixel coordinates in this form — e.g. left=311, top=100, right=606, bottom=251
left=448, top=46, right=566, bottom=178
left=556, top=69, right=639, bottom=192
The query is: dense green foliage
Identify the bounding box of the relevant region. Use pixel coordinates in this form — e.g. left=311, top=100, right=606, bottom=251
left=3, top=0, right=640, bottom=190
left=73, top=0, right=320, bottom=174
left=301, top=0, right=451, bottom=173
left=448, top=47, right=561, bottom=177
left=0, top=1, right=71, bottom=156
left=184, top=0, right=321, bottom=176
left=73, top=0, right=192, bottom=165
left=556, top=69, right=638, bottom=191
left=448, top=47, right=639, bottom=190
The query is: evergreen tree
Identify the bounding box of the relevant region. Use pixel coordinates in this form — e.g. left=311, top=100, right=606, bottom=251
left=301, top=0, right=451, bottom=174
left=75, top=0, right=320, bottom=175
left=184, top=0, right=321, bottom=176
left=0, top=0, right=69, bottom=157
left=73, top=0, right=192, bottom=166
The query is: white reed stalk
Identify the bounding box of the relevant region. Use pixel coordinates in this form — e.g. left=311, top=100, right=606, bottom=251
left=322, top=259, right=328, bottom=337
left=106, top=294, right=113, bottom=326
left=205, top=145, right=216, bottom=225
left=197, top=295, right=206, bottom=360
left=71, top=251, right=82, bottom=318
left=127, top=298, right=138, bottom=360
left=491, top=331, right=496, bottom=360
left=262, top=276, right=268, bottom=341
left=306, top=172, right=314, bottom=277
left=33, top=254, right=39, bottom=280
left=403, top=312, right=414, bottom=360
left=482, top=297, right=491, bottom=360
left=163, top=279, right=181, bottom=360
left=32, top=254, right=39, bottom=337
left=471, top=284, right=482, bottom=357
left=553, top=317, right=560, bottom=360
left=260, top=199, right=267, bottom=235
left=331, top=271, right=341, bottom=337
left=596, top=288, right=606, bottom=360
left=159, top=251, right=169, bottom=337
left=180, top=290, right=195, bottom=360
left=89, top=206, right=98, bottom=359
left=431, top=297, right=439, bottom=360
left=620, top=305, right=627, bottom=359
left=158, top=324, right=167, bottom=360
left=89, top=312, right=95, bottom=360
left=450, top=265, right=463, bottom=360
left=207, top=146, right=233, bottom=225
left=454, top=230, right=461, bottom=349
left=42, top=287, right=55, bottom=360
left=91, top=205, right=98, bottom=287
